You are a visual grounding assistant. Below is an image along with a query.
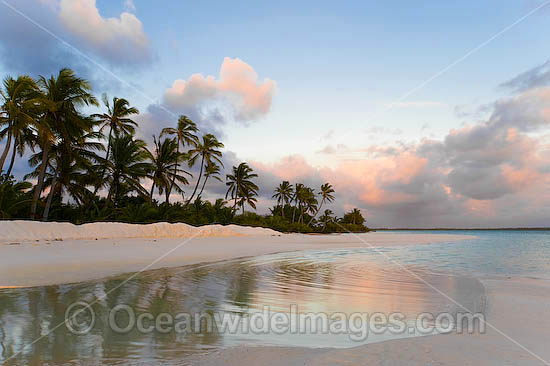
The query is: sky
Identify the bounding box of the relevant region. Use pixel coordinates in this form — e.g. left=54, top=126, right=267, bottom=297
left=1, top=0, right=550, bottom=227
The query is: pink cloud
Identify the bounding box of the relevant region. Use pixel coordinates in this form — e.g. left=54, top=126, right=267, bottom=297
left=164, top=57, right=276, bottom=122
left=252, top=155, right=316, bottom=182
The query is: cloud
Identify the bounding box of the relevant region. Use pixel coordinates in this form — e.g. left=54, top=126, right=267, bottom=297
left=0, top=0, right=73, bottom=75
left=0, top=0, right=151, bottom=77
left=164, top=57, right=276, bottom=125
left=500, top=60, right=550, bottom=92
left=317, top=144, right=349, bottom=154
left=58, top=0, right=152, bottom=66
left=253, top=87, right=550, bottom=227
left=453, top=103, right=492, bottom=119
left=134, top=58, right=275, bottom=144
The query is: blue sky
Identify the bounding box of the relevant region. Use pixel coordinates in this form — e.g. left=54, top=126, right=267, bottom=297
left=119, top=0, right=550, bottom=162
left=2, top=0, right=550, bottom=227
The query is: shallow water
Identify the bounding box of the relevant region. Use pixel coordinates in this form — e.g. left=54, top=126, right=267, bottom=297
left=2, top=229, right=548, bottom=365
left=0, top=249, right=485, bottom=365
left=378, top=230, right=550, bottom=278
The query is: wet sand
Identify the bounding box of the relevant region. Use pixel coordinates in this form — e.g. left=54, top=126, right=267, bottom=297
left=1, top=221, right=547, bottom=365
left=0, top=221, right=472, bottom=287
left=186, top=276, right=550, bottom=366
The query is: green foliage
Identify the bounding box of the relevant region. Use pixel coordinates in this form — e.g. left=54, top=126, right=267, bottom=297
left=341, top=208, right=366, bottom=225
left=226, top=162, right=259, bottom=213
left=0, top=175, right=32, bottom=218
left=0, top=68, right=372, bottom=235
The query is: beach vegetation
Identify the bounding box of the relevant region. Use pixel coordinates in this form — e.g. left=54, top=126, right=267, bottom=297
left=0, top=68, right=368, bottom=233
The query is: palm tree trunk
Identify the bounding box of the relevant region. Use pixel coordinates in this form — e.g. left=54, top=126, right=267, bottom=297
left=107, top=173, right=118, bottom=206
left=43, top=171, right=59, bottom=221
left=185, top=155, right=204, bottom=205
left=299, top=204, right=305, bottom=224
left=165, top=181, right=172, bottom=204
left=198, top=175, right=210, bottom=198
left=30, top=143, right=50, bottom=220
left=0, top=130, right=12, bottom=173
left=292, top=204, right=297, bottom=223
left=93, top=128, right=112, bottom=196
left=5, top=140, right=17, bottom=177
left=308, top=199, right=325, bottom=226
left=149, top=182, right=155, bottom=201
left=169, top=139, right=180, bottom=197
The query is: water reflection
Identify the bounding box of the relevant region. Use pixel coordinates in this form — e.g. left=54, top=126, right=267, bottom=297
left=0, top=249, right=485, bottom=365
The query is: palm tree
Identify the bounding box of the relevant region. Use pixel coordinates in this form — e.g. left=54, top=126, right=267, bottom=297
left=272, top=181, right=294, bottom=219
left=343, top=208, right=365, bottom=225
left=0, top=75, right=40, bottom=174
left=297, top=186, right=317, bottom=224
left=145, top=135, right=191, bottom=204
left=105, top=134, right=152, bottom=206
left=308, top=183, right=335, bottom=225
left=319, top=209, right=334, bottom=232
left=198, top=161, right=222, bottom=198
left=91, top=95, right=139, bottom=194
left=291, top=183, right=304, bottom=223
left=238, top=186, right=258, bottom=214
left=30, top=68, right=98, bottom=219
left=186, top=134, right=224, bottom=205
left=0, top=175, right=32, bottom=218
left=161, top=115, right=199, bottom=195
left=225, top=162, right=259, bottom=213
left=27, top=127, right=104, bottom=220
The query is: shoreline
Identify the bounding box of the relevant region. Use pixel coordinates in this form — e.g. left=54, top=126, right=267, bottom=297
left=1, top=221, right=548, bottom=364
left=0, top=221, right=473, bottom=287
left=186, top=275, right=550, bottom=366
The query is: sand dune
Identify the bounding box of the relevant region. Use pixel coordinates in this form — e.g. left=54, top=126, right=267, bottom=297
left=0, top=220, right=278, bottom=242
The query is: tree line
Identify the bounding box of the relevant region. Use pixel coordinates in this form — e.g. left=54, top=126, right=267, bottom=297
left=0, top=68, right=368, bottom=233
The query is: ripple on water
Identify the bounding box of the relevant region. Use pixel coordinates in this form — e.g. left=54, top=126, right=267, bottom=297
left=0, top=248, right=486, bottom=365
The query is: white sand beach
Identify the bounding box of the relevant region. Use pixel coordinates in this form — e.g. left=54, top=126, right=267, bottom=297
left=1, top=221, right=548, bottom=365
left=0, top=220, right=472, bottom=287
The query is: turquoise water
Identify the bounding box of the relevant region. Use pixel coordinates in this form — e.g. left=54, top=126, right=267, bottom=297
left=375, top=230, right=550, bottom=277
left=0, top=230, right=547, bottom=364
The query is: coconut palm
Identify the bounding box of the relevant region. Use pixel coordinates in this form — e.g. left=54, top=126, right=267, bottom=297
left=272, top=181, right=293, bottom=218
left=343, top=208, right=365, bottom=225
left=145, top=135, right=191, bottom=204
left=91, top=95, right=139, bottom=194
left=225, top=162, right=259, bottom=212
left=237, top=185, right=258, bottom=214
left=27, top=127, right=104, bottom=220
left=186, top=134, right=224, bottom=205
left=161, top=115, right=199, bottom=194
left=30, top=68, right=98, bottom=219
left=0, top=175, right=32, bottom=218
left=105, top=134, right=152, bottom=206
left=297, top=186, right=317, bottom=224
left=0, top=75, right=40, bottom=174
left=291, top=183, right=304, bottom=223
left=308, top=182, right=335, bottom=225
left=198, top=161, right=222, bottom=198
left=319, top=209, right=334, bottom=232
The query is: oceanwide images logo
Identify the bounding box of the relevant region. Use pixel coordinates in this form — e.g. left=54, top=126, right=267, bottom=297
left=65, top=301, right=485, bottom=341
